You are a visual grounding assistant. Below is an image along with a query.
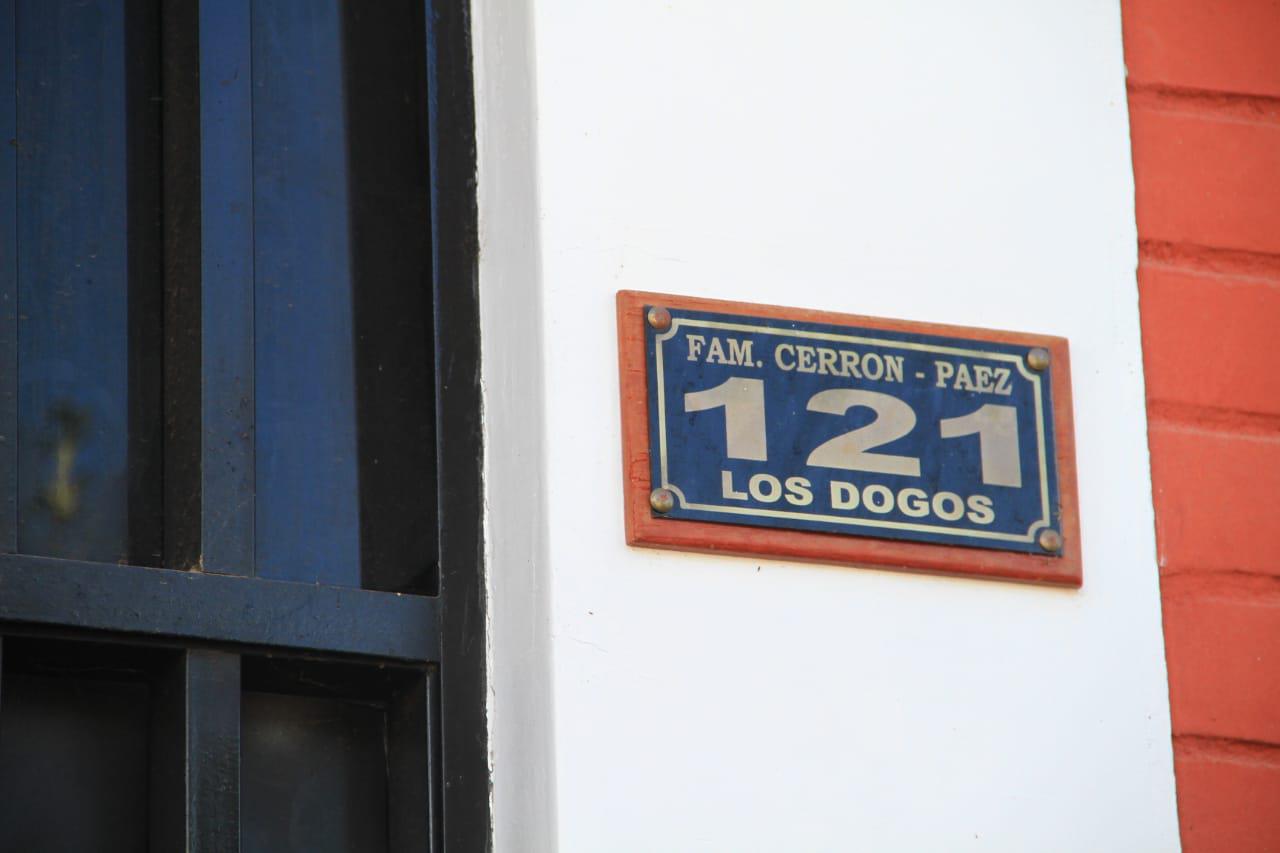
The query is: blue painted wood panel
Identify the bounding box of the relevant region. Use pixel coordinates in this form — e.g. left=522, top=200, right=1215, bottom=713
left=14, top=0, right=131, bottom=562
left=199, top=0, right=256, bottom=575
left=0, top=0, right=16, bottom=553
left=251, top=0, right=361, bottom=585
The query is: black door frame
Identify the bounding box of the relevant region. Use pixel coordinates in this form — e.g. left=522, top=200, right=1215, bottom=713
left=426, top=0, right=490, bottom=848
left=0, top=0, right=489, bottom=848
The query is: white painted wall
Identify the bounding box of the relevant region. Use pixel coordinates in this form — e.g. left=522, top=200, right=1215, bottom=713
left=475, top=1, right=1181, bottom=850
left=472, top=0, right=557, bottom=850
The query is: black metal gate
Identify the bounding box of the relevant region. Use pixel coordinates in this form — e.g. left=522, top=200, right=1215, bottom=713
left=0, top=0, right=485, bottom=849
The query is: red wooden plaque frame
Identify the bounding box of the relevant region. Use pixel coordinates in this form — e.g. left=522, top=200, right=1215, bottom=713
left=617, top=290, right=1082, bottom=586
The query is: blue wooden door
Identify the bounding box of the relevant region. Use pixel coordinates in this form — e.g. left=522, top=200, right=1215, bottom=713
left=0, top=1, right=479, bottom=848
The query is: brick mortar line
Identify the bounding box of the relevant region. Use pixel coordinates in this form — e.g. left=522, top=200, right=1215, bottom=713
left=1147, top=402, right=1280, bottom=438
left=1127, top=81, right=1280, bottom=125
left=1174, top=734, right=1280, bottom=768
left=1139, top=240, right=1280, bottom=284
left=1160, top=571, right=1280, bottom=600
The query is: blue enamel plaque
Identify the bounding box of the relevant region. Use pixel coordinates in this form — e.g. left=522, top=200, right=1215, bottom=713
left=645, top=307, right=1061, bottom=554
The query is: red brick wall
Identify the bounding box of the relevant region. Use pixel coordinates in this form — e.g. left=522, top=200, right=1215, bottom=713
left=1122, top=1, right=1280, bottom=850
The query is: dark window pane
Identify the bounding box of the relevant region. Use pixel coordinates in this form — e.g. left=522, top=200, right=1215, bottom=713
left=344, top=0, right=435, bottom=595
left=12, top=0, right=162, bottom=565
left=242, top=690, right=390, bottom=853
left=0, top=666, right=151, bottom=852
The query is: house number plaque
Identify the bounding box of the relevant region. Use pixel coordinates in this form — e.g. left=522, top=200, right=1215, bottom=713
left=616, top=291, right=1081, bottom=586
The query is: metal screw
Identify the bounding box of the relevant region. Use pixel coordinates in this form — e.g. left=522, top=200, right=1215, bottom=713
left=646, top=306, right=672, bottom=332
left=1026, top=347, right=1051, bottom=372
left=649, top=488, right=675, bottom=513
left=1038, top=528, right=1063, bottom=553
